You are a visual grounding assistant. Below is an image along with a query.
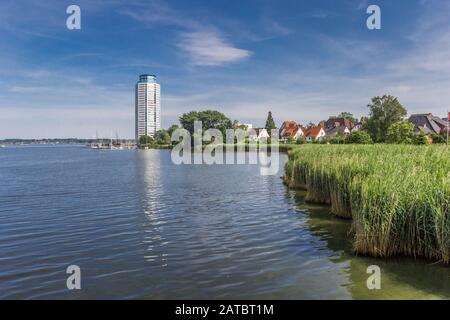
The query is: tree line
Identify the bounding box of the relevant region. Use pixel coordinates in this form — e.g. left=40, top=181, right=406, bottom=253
left=138, top=95, right=447, bottom=147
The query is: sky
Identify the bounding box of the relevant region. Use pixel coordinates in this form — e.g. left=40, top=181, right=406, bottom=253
left=0, top=0, right=449, bottom=139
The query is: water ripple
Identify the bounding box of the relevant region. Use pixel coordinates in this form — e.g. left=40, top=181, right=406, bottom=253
left=1, top=147, right=449, bottom=299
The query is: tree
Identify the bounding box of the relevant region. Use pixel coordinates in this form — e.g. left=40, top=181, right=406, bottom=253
left=179, top=110, right=233, bottom=136
left=155, top=130, right=171, bottom=145
left=431, top=134, right=446, bottom=144
left=296, top=136, right=306, bottom=144
left=265, top=111, right=276, bottom=131
left=329, top=134, right=346, bottom=144
left=139, top=135, right=154, bottom=145
left=412, top=133, right=429, bottom=145
left=167, top=124, right=180, bottom=137
left=346, top=131, right=373, bottom=144
left=233, top=121, right=248, bottom=131
left=386, top=121, right=415, bottom=144
left=287, top=136, right=295, bottom=144
left=338, top=112, right=357, bottom=124
left=364, top=95, right=407, bottom=142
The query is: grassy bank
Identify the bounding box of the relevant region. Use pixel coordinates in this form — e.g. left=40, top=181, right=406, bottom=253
left=283, top=144, right=450, bottom=264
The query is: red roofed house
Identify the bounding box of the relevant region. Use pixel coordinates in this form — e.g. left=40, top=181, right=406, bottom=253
left=304, top=126, right=326, bottom=141
left=279, top=120, right=304, bottom=142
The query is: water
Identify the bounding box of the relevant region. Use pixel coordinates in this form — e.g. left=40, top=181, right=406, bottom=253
left=0, top=145, right=449, bottom=299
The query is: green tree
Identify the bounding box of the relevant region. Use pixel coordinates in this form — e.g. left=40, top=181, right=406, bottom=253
left=364, top=95, right=407, bottom=142
left=296, top=136, right=306, bottom=144
left=386, top=121, right=415, bottom=144
left=329, top=134, right=346, bottom=144
left=167, top=124, right=180, bottom=137
left=155, top=130, right=171, bottom=145
left=338, top=112, right=357, bottom=124
left=233, top=121, right=248, bottom=131
left=265, top=111, right=276, bottom=131
left=412, top=133, right=429, bottom=145
left=431, top=134, right=445, bottom=144
left=139, top=135, right=154, bottom=145
left=179, top=110, right=233, bottom=136
left=346, top=131, right=373, bottom=144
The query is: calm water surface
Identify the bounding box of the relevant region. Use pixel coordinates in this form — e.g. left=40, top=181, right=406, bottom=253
left=0, top=145, right=449, bottom=299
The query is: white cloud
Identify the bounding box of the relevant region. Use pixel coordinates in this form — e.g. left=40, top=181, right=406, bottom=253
left=8, top=85, right=51, bottom=93
left=177, top=30, right=252, bottom=66
left=120, top=0, right=252, bottom=67
left=2, top=0, right=449, bottom=138
left=356, top=0, right=370, bottom=11
left=119, top=0, right=191, bottom=28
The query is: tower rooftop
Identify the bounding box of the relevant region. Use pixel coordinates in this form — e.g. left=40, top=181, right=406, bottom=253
left=138, top=74, right=157, bottom=83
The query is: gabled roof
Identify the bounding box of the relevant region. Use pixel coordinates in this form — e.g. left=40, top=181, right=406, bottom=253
left=299, top=125, right=308, bottom=132
left=305, top=126, right=323, bottom=137
left=283, top=127, right=300, bottom=137
left=280, top=120, right=303, bottom=138
left=325, top=117, right=355, bottom=130
left=409, top=113, right=447, bottom=135
left=280, top=120, right=298, bottom=129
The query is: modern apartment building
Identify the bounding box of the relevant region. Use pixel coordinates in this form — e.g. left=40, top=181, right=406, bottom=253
left=135, top=74, right=161, bottom=141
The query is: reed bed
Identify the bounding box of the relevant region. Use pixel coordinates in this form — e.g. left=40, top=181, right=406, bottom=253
left=284, top=144, right=450, bottom=264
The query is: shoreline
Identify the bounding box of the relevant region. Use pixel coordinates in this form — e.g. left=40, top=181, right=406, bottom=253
left=283, top=144, right=449, bottom=265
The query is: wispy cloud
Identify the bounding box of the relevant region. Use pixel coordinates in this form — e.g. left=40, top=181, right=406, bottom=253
left=315, top=34, right=386, bottom=69
left=7, top=85, right=51, bottom=93
left=119, top=0, right=191, bottom=28
left=121, top=0, right=252, bottom=67
left=177, top=30, right=252, bottom=66
left=256, top=18, right=291, bottom=40
left=387, top=2, right=450, bottom=75
left=1, top=0, right=450, bottom=138
left=356, top=0, right=370, bottom=11
left=305, top=10, right=330, bottom=19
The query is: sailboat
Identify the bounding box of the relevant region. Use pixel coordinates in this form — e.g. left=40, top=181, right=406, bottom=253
left=88, top=130, right=102, bottom=149
left=88, top=130, right=135, bottom=150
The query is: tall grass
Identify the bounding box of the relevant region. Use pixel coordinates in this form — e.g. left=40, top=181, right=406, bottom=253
left=284, top=144, right=450, bottom=263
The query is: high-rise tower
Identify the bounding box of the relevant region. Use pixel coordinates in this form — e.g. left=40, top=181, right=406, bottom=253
left=135, top=74, right=161, bottom=141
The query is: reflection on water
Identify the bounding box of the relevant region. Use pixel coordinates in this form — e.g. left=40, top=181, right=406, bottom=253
left=293, top=191, right=450, bottom=299
left=0, top=146, right=448, bottom=299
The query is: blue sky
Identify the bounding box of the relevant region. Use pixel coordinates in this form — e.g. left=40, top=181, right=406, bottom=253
left=0, top=0, right=449, bottom=138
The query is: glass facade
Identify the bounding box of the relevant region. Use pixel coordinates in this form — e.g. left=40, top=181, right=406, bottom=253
left=135, top=75, right=161, bottom=141
left=139, top=74, right=157, bottom=83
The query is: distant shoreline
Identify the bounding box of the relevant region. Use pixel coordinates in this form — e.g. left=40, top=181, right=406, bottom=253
left=0, top=138, right=135, bottom=145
